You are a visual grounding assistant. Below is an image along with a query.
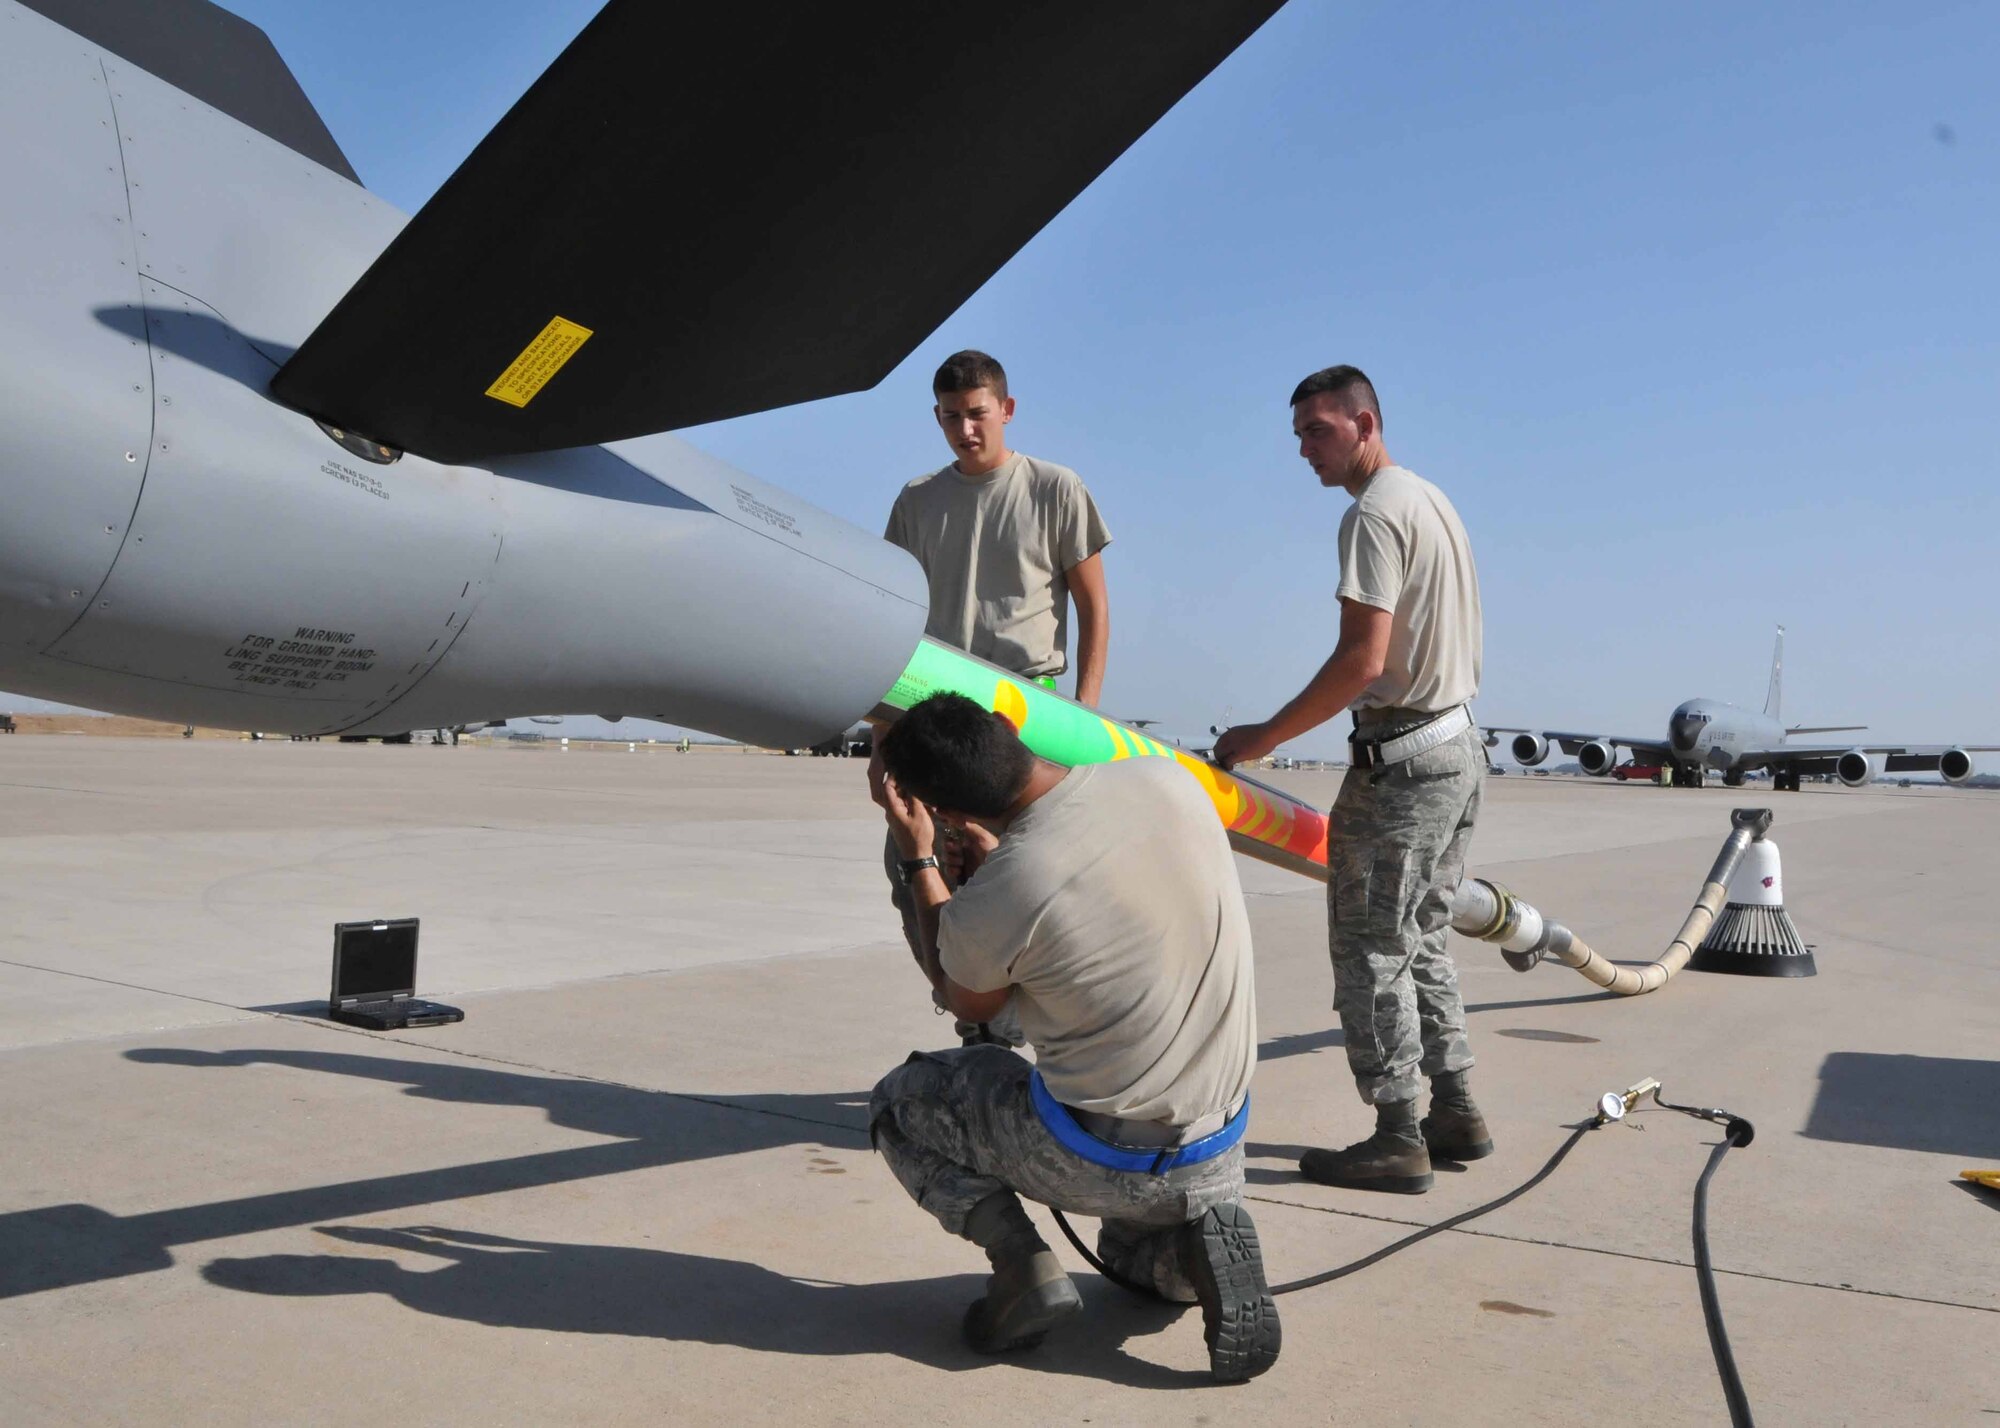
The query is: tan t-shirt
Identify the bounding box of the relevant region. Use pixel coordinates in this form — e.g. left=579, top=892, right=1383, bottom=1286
left=938, top=761, right=1256, bottom=1125
left=884, top=452, right=1111, bottom=678
left=1335, top=465, right=1483, bottom=712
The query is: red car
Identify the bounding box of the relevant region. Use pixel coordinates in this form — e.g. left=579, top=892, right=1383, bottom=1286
left=1612, top=762, right=1665, bottom=783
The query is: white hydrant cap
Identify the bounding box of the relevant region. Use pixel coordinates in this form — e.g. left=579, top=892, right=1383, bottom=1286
left=1723, top=838, right=1783, bottom=906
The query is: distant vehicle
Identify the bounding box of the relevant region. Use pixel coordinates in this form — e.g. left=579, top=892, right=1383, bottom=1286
left=809, top=725, right=872, bottom=757
left=0, top=713, right=14, bottom=734
left=1488, top=627, right=1996, bottom=791
left=1612, top=762, right=1664, bottom=783
left=1486, top=765, right=1506, bottom=775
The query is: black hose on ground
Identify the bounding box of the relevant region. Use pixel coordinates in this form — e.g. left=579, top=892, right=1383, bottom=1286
left=1657, top=1096, right=1758, bottom=1428
left=1049, top=1120, right=1597, bottom=1298
left=1048, top=1096, right=1757, bottom=1421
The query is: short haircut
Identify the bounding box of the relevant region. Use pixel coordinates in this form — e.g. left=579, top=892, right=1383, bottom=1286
left=880, top=692, right=1033, bottom=817
left=1289, top=364, right=1381, bottom=428
left=933, top=350, right=1008, bottom=401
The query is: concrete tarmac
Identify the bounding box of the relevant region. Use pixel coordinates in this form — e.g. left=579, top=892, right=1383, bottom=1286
left=2, top=738, right=1995, bottom=1424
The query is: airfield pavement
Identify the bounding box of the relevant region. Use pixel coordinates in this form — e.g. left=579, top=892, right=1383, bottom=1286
left=1, top=736, right=1995, bottom=1425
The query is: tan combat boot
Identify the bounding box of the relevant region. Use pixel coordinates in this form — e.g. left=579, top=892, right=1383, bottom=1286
left=1298, top=1099, right=1433, bottom=1194
left=961, top=1248, right=1082, bottom=1353
left=1423, top=1068, right=1495, bottom=1161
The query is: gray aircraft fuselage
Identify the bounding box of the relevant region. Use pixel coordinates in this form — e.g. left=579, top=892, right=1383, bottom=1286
left=0, top=8, right=926, bottom=746
left=1667, top=699, right=1785, bottom=773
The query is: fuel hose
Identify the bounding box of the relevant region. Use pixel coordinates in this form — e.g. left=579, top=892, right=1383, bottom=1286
left=873, top=641, right=1773, bottom=996
left=1051, top=1082, right=1756, bottom=1423
left=1444, top=809, right=1774, bottom=995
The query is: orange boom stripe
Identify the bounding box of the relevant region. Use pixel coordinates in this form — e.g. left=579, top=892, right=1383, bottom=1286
left=879, top=638, right=1334, bottom=881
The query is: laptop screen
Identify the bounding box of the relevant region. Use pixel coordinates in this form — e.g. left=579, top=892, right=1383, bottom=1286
left=332, top=919, right=420, bottom=1002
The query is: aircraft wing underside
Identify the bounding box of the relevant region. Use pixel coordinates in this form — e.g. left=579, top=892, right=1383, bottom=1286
left=1485, top=727, right=1672, bottom=761
left=1545, top=731, right=1671, bottom=760
left=1741, top=744, right=2000, bottom=774
left=270, top=0, right=1285, bottom=465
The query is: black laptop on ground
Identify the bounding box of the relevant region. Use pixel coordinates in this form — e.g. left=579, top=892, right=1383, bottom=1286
left=328, top=918, right=463, bottom=1029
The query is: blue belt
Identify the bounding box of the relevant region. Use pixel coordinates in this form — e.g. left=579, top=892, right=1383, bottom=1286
left=1028, top=1069, right=1248, bottom=1175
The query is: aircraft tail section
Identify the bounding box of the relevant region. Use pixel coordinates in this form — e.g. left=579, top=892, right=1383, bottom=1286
left=16, top=0, right=357, bottom=181
left=269, top=0, right=1285, bottom=464
left=1764, top=624, right=1784, bottom=719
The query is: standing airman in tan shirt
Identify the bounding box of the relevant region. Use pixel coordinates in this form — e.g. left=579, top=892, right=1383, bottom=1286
left=1215, top=364, right=1489, bottom=1196
left=880, top=350, right=1112, bottom=1045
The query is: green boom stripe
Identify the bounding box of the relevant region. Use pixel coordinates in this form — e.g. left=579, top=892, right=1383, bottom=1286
left=872, top=637, right=1334, bottom=882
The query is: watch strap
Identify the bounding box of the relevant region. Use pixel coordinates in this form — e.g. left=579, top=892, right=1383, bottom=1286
left=896, top=855, right=940, bottom=884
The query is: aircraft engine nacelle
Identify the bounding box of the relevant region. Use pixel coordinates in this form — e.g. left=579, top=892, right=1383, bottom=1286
left=1576, top=740, right=1618, bottom=777
left=1939, top=747, right=1975, bottom=785
left=1511, top=732, right=1551, bottom=767
left=1836, top=749, right=1877, bottom=787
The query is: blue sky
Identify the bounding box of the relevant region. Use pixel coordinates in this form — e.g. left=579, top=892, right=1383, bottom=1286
left=17, top=2, right=1999, bottom=759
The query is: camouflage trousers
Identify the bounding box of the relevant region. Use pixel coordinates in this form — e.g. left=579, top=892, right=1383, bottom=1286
left=882, top=833, right=1024, bottom=1047
left=1328, top=718, right=1483, bottom=1105
left=869, top=1045, right=1244, bottom=1302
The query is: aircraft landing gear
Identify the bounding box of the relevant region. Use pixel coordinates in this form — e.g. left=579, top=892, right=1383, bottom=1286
left=1723, top=769, right=1746, bottom=788
left=1772, top=769, right=1800, bottom=792
left=1671, top=763, right=1705, bottom=788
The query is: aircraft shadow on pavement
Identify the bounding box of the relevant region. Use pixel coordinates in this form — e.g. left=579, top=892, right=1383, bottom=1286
left=1462, top=990, right=1622, bottom=1015
left=200, top=1225, right=1204, bottom=1387
left=1254, top=989, right=1617, bottom=1067
left=0, top=1047, right=870, bottom=1302
left=1802, top=1051, right=2000, bottom=1159
left=1256, top=1027, right=1343, bottom=1061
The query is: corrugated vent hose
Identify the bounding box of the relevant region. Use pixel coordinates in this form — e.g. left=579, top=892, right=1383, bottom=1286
left=1447, top=808, right=1773, bottom=995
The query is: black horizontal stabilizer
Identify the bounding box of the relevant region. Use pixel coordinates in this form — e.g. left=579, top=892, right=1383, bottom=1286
left=21, top=0, right=358, bottom=181
left=269, top=1, right=1282, bottom=464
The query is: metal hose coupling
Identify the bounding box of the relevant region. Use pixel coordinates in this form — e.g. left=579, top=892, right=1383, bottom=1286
left=1448, top=809, right=1774, bottom=996
left=1597, top=1077, right=1757, bottom=1147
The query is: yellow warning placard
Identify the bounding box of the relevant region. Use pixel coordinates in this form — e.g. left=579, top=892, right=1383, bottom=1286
left=484, top=316, right=593, bottom=408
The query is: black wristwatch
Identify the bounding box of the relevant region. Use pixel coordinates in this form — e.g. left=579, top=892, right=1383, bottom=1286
left=895, top=855, right=940, bottom=885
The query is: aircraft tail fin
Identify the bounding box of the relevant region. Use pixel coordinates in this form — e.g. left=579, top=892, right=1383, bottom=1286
left=271, top=1, right=1285, bottom=465
left=1764, top=625, right=1784, bottom=719
left=19, top=0, right=356, bottom=181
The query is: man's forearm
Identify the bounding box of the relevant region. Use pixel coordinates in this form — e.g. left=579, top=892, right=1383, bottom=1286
left=1267, top=644, right=1380, bottom=745
left=1073, top=605, right=1108, bottom=707
left=907, top=868, right=951, bottom=990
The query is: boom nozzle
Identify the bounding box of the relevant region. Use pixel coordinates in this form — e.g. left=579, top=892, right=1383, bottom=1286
left=1730, top=807, right=1774, bottom=839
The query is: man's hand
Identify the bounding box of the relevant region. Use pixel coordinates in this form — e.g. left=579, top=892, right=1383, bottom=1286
left=941, top=822, right=998, bottom=884
left=1212, top=721, right=1278, bottom=770
left=877, top=769, right=936, bottom=861
left=867, top=740, right=892, bottom=808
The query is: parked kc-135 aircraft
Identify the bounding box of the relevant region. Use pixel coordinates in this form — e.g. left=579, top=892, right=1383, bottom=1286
left=1488, top=628, right=1996, bottom=791
left=0, top=0, right=1284, bottom=747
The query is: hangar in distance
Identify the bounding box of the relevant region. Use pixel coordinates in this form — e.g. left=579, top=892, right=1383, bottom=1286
left=1488, top=628, right=1997, bottom=791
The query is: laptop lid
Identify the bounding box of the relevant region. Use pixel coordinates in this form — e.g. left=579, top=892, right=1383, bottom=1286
left=331, top=918, right=420, bottom=1008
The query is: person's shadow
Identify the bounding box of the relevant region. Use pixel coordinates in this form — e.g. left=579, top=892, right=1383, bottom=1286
left=2, top=1046, right=872, bottom=1302
left=204, top=1225, right=1203, bottom=1386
